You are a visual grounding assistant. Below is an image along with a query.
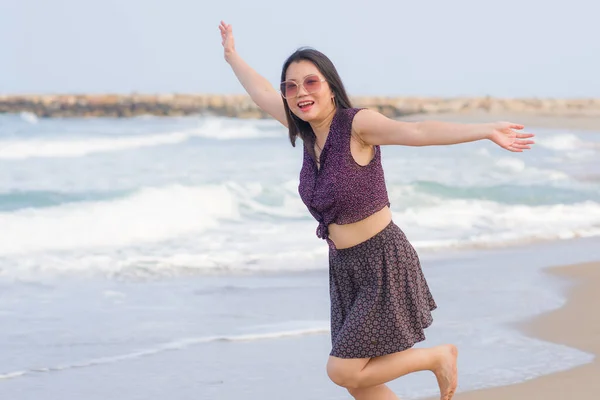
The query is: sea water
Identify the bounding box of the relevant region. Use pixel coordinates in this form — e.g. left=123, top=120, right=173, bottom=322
left=1, top=113, right=599, bottom=399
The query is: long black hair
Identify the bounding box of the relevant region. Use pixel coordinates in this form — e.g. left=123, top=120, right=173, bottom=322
left=280, top=47, right=353, bottom=159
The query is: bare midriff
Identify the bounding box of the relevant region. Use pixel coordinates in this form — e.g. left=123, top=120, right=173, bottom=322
left=327, top=206, right=393, bottom=250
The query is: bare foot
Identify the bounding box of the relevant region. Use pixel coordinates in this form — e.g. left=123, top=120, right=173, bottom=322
left=433, top=344, right=458, bottom=400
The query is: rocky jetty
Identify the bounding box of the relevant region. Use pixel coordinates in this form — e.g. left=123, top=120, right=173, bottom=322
left=1, top=94, right=599, bottom=119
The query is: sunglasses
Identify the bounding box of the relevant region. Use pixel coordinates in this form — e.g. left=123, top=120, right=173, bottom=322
left=279, top=75, right=327, bottom=99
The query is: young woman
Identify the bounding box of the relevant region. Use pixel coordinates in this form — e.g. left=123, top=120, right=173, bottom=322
left=219, top=21, right=534, bottom=400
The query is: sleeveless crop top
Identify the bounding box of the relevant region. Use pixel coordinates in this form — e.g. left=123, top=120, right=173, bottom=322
left=298, top=107, right=391, bottom=245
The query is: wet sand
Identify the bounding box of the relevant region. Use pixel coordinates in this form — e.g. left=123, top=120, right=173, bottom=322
left=427, top=261, right=600, bottom=400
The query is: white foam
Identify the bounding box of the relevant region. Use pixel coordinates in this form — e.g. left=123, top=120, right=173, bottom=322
left=0, top=234, right=327, bottom=280
left=0, top=371, right=26, bottom=380
left=0, top=131, right=193, bottom=159
left=3, top=196, right=599, bottom=276
left=487, top=156, right=570, bottom=183
left=0, top=184, right=240, bottom=255
left=494, top=157, right=526, bottom=172
left=198, top=118, right=284, bottom=140
left=19, top=112, right=38, bottom=124
left=400, top=199, right=600, bottom=250
left=536, top=133, right=599, bottom=151
left=0, top=118, right=283, bottom=160
left=0, top=324, right=329, bottom=381
left=226, top=180, right=307, bottom=219
left=123, top=247, right=326, bottom=275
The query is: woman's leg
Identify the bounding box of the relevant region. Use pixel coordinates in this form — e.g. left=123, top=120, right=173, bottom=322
left=347, top=384, right=400, bottom=400
left=327, top=344, right=458, bottom=400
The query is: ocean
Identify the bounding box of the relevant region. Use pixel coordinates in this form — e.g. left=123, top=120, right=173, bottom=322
left=1, top=112, right=600, bottom=399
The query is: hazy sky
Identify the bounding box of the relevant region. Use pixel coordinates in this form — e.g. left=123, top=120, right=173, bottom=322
left=1, top=0, right=599, bottom=97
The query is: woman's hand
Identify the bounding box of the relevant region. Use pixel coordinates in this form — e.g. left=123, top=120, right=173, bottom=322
left=219, top=21, right=236, bottom=62
left=487, top=122, right=535, bottom=152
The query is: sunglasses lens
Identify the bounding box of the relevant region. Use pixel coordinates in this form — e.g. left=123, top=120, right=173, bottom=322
left=280, top=81, right=298, bottom=98
left=304, top=76, right=322, bottom=93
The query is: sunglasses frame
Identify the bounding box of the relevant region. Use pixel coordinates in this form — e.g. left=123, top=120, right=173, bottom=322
left=279, top=75, right=327, bottom=99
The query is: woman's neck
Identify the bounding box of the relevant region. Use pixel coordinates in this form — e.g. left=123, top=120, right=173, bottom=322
left=310, top=106, right=337, bottom=140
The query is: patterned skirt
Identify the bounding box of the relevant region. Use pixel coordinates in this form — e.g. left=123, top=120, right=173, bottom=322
left=328, top=220, right=437, bottom=359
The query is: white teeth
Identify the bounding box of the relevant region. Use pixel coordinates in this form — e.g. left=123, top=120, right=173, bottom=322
left=298, top=101, right=314, bottom=107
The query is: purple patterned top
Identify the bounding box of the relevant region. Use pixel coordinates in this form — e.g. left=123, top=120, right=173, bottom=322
left=298, top=107, right=391, bottom=245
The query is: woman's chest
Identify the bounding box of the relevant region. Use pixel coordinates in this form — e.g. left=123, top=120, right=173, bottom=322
left=298, top=158, right=350, bottom=211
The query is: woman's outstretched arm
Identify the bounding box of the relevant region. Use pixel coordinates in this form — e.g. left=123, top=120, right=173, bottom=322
left=353, top=109, right=535, bottom=152
left=219, top=21, right=288, bottom=127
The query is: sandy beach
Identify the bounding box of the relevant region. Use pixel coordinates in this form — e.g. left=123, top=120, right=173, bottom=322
left=425, top=261, right=600, bottom=400
left=401, top=111, right=600, bottom=132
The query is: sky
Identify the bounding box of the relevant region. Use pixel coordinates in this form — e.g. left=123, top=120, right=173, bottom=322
left=1, top=0, right=599, bottom=97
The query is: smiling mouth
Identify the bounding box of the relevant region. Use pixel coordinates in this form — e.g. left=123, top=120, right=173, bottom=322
left=297, top=101, right=314, bottom=109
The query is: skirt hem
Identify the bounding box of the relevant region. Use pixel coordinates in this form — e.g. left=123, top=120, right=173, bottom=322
left=329, top=312, right=435, bottom=359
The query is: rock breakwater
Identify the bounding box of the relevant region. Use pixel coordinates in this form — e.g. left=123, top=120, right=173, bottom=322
left=1, top=94, right=599, bottom=119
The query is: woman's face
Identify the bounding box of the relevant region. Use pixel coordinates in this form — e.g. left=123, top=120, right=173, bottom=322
left=283, top=60, right=334, bottom=122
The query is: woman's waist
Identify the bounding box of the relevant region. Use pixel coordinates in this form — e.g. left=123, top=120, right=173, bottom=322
left=326, top=206, right=392, bottom=250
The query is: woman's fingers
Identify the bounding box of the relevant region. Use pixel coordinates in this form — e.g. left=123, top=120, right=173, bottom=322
left=494, top=122, right=535, bottom=152
left=219, top=23, right=228, bottom=36
left=219, top=21, right=232, bottom=37
left=516, top=132, right=535, bottom=138
left=219, top=21, right=234, bottom=50
left=516, top=139, right=535, bottom=145
left=507, top=142, right=532, bottom=152
left=218, top=21, right=236, bottom=56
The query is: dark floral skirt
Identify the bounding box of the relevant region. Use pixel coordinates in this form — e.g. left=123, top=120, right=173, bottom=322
left=328, top=220, right=437, bottom=359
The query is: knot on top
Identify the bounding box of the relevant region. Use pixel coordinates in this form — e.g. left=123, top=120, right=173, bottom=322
left=316, top=222, right=329, bottom=240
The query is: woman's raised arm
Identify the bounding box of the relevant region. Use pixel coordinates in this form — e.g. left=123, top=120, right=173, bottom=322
left=219, top=21, right=288, bottom=127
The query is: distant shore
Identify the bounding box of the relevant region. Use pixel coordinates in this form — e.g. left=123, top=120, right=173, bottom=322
left=1, top=94, right=600, bottom=120
left=400, top=111, right=600, bottom=131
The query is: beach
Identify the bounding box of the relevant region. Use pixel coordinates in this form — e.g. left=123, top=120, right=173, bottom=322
left=439, top=261, right=600, bottom=400
left=3, top=0, right=599, bottom=397
left=416, top=112, right=600, bottom=400
left=401, top=111, right=600, bottom=132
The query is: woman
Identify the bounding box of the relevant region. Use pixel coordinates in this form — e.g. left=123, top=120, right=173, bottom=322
left=219, top=21, right=534, bottom=400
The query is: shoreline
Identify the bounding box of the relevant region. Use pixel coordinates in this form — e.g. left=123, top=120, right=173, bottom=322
left=427, top=261, right=600, bottom=400
left=400, top=111, right=600, bottom=131
left=6, top=108, right=600, bottom=132
left=2, top=94, right=600, bottom=120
